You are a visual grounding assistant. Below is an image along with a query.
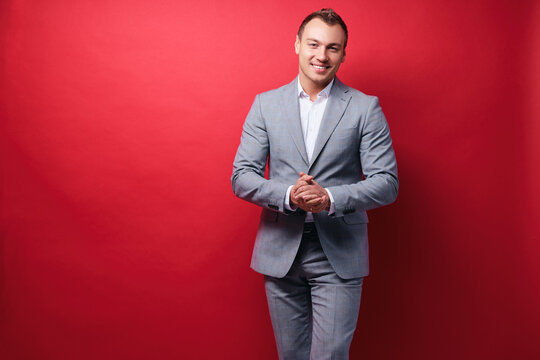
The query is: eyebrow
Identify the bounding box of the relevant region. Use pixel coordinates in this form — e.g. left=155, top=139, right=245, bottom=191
left=305, top=38, right=342, bottom=47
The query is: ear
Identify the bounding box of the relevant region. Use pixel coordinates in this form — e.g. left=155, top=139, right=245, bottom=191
left=294, top=35, right=300, bottom=55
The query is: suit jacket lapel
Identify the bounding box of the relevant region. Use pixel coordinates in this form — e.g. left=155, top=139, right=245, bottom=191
left=280, top=78, right=309, bottom=166
left=309, top=77, right=351, bottom=169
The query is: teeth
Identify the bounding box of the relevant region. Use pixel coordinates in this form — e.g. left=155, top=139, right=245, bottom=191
left=313, top=65, right=327, bottom=70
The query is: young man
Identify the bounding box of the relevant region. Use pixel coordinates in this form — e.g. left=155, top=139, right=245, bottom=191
left=232, top=9, right=398, bottom=360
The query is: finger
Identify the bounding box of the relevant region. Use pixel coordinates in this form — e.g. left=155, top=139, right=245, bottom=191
left=300, top=177, right=313, bottom=185
left=299, top=172, right=314, bottom=182
left=305, top=197, right=323, bottom=205
left=302, top=193, right=321, bottom=200
left=302, top=194, right=321, bottom=202
left=297, top=183, right=319, bottom=192
left=295, top=186, right=314, bottom=195
left=296, top=184, right=313, bottom=194
left=298, top=190, right=322, bottom=201
left=313, top=198, right=330, bottom=212
left=291, top=182, right=307, bottom=195
left=296, top=189, right=318, bottom=198
left=293, top=180, right=309, bottom=190
left=295, top=180, right=310, bottom=187
left=310, top=179, right=324, bottom=190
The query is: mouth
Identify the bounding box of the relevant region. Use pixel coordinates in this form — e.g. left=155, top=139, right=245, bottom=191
left=311, top=63, right=330, bottom=72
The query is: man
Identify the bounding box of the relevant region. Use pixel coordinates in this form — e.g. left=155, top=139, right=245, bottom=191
left=231, top=8, right=398, bottom=360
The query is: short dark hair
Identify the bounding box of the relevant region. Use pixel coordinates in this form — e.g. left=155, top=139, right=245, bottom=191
left=297, top=8, right=348, bottom=48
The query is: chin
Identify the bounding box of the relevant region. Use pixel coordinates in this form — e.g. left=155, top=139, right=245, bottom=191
left=314, top=76, right=331, bottom=84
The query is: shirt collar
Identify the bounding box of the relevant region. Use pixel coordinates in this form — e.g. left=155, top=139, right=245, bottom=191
left=297, top=77, right=334, bottom=100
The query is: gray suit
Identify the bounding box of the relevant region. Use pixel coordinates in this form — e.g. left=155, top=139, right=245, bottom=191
left=231, top=77, right=398, bottom=359
left=232, top=77, right=398, bottom=276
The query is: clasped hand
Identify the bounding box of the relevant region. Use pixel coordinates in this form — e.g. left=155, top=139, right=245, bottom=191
left=290, top=172, right=330, bottom=213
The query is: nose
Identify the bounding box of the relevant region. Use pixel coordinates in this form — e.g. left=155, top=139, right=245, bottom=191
left=315, top=47, right=328, bottom=62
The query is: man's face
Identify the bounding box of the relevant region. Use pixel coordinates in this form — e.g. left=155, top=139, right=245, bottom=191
left=295, top=18, right=346, bottom=92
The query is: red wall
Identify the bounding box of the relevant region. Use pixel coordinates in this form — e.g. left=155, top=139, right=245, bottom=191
left=1, top=1, right=538, bottom=359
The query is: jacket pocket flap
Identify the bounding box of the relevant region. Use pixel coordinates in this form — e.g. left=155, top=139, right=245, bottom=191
left=260, top=210, right=279, bottom=222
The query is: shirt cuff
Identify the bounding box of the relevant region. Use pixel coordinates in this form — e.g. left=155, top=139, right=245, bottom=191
left=325, top=188, right=335, bottom=215
left=284, top=185, right=297, bottom=211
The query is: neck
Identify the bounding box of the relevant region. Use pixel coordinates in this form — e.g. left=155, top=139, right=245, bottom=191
left=299, top=75, right=332, bottom=101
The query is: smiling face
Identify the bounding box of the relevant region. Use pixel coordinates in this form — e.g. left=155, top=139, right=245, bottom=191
left=295, top=18, right=346, bottom=96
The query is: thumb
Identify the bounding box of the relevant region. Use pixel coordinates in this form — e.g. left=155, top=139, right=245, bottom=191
left=299, top=173, right=313, bottom=182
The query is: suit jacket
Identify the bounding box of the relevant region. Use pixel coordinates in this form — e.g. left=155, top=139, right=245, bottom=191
left=231, top=77, right=398, bottom=279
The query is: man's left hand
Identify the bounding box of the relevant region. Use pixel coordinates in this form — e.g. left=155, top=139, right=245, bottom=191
left=294, top=179, right=330, bottom=213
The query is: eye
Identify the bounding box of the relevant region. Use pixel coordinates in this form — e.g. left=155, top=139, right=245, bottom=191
left=308, top=43, right=317, bottom=48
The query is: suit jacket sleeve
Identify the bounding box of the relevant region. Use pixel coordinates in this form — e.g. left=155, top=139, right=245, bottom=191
left=231, top=94, right=290, bottom=213
left=326, top=96, right=399, bottom=217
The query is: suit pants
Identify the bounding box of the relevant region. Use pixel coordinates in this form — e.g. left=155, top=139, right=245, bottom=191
left=264, top=223, right=363, bottom=360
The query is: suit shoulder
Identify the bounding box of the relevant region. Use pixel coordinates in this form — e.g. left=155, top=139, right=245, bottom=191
left=333, top=77, right=378, bottom=103
left=343, top=84, right=379, bottom=103
left=338, top=82, right=384, bottom=116
left=255, top=80, right=294, bottom=101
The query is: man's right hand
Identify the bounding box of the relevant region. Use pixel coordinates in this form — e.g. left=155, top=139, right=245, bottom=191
left=290, top=172, right=328, bottom=212
left=290, top=172, right=313, bottom=209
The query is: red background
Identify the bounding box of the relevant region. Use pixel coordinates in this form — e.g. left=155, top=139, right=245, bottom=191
left=1, top=0, right=539, bottom=359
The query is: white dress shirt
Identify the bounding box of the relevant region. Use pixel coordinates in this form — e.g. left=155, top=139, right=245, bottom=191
left=285, top=78, right=336, bottom=221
